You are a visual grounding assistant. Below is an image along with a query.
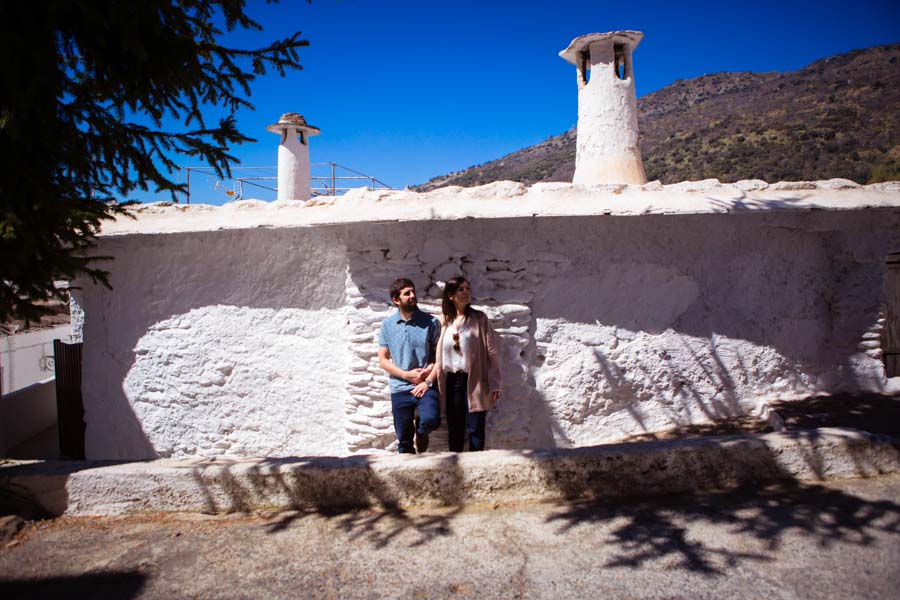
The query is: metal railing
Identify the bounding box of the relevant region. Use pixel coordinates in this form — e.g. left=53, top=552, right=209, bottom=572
left=179, top=163, right=392, bottom=204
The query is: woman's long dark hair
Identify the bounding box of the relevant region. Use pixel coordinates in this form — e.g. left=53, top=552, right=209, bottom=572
left=442, top=276, right=472, bottom=322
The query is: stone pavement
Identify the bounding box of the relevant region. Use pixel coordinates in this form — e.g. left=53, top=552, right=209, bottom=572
left=1, top=474, right=899, bottom=599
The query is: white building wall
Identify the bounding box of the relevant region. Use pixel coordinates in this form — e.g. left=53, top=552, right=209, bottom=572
left=72, top=190, right=900, bottom=459
left=74, top=227, right=348, bottom=460
left=1, top=325, right=72, bottom=395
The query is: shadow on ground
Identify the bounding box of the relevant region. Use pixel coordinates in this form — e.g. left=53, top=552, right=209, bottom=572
left=169, top=415, right=900, bottom=564
left=771, top=392, right=900, bottom=438
left=546, top=480, right=900, bottom=576
left=184, top=452, right=468, bottom=549
left=3, top=395, right=900, bottom=567
left=0, top=571, right=147, bottom=600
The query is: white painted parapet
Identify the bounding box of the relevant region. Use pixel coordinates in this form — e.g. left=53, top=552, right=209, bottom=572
left=266, top=112, right=320, bottom=202
left=560, top=31, right=647, bottom=185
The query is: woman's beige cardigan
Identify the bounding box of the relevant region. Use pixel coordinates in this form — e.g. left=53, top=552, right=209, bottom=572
left=434, top=308, right=503, bottom=413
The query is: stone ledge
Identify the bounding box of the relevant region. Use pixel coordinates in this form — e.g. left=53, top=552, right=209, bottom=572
left=2, top=428, right=898, bottom=516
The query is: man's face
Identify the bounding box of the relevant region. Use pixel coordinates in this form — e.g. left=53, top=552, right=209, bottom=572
left=393, top=286, right=417, bottom=312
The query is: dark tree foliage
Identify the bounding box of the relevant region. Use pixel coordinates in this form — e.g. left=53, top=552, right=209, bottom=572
left=0, top=0, right=308, bottom=328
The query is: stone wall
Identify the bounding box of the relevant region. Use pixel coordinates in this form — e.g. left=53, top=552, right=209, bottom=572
left=74, top=197, right=900, bottom=459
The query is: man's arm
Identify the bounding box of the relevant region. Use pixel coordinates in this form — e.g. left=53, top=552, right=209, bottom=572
left=412, top=317, right=442, bottom=398
left=421, top=317, right=440, bottom=378
left=378, top=347, right=424, bottom=383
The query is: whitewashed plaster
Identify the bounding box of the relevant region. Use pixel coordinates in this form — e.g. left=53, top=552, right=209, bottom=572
left=75, top=227, right=348, bottom=460
left=73, top=181, right=900, bottom=459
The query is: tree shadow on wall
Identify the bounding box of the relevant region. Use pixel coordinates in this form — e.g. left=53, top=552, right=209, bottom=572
left=703, top=192, right=812, bottom=213
left=590, top=327, right=899, bottom=443
left=182, top=452, right=466, bottom=548
left=589, top=337, right=749, bottom=437
left=530, top=209, right=900, bottom=386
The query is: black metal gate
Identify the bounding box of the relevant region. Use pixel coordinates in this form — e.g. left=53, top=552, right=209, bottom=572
left=53, top=339, right=85, bottom=459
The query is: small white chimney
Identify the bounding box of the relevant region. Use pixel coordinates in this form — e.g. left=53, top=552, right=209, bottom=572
left=559, top=31, right=647, bottom=185
left=266, top=113, right=320, bottom=201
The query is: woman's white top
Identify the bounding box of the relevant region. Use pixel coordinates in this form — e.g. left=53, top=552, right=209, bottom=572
left=442, top=316, right=475, bottom=373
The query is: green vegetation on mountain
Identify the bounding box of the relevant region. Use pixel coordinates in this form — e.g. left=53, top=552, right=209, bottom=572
left=415, top=44, right=900, bottom=191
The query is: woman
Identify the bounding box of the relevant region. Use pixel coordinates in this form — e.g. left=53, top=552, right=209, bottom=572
left=425, top=276, right=502, bottom=452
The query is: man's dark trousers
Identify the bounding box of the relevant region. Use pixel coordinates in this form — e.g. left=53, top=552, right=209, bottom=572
left=391, top=388, right=440, bottom=453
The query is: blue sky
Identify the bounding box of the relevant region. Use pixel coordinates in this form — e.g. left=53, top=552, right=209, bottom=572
left=149, top=0, right=900, bottom=204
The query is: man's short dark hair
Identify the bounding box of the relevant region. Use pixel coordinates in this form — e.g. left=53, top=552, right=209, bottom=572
left=389, top=278, right=416, bottom=300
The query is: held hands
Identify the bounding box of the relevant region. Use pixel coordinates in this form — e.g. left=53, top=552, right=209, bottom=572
left=404, top=368, right=425, bottom=384
left=404, top=364, right=433, bottom=385
left=407, top=364, right=436, bottom=397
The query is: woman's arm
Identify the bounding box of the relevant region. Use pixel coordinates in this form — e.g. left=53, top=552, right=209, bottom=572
left=429, top=316, right=446, bottom=383
left=482, top=313, right=502, bottom=398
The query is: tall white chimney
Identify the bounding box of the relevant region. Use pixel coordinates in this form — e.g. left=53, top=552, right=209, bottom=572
left=266, top=113, right=320, bottom=201
left=559, top=31, right=647, bottom=185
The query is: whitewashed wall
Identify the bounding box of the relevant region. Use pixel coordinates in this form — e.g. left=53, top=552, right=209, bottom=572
left=1, top=325, right=72, bottom=394
left=75, top=228, right=348, bottom=459
left=74, top=205, right=900, bottom=459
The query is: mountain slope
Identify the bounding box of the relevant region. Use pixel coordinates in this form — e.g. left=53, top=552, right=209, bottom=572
left=415, top=44, right=900, bottom=190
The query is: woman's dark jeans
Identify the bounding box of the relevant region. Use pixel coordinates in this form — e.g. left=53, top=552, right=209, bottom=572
left=446, top=371, right=487, bottom=452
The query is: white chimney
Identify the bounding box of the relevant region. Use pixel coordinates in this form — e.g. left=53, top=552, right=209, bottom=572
left=266, top=113, right=320, bottom=201
left=559, top=31, right=647, bottom=185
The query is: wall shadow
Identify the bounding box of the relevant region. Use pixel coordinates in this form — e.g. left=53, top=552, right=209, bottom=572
left=529, top=210, right=899, bottom=364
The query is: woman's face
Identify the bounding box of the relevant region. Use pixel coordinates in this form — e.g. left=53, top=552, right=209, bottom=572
left=451, top=280, right=472, bottom=305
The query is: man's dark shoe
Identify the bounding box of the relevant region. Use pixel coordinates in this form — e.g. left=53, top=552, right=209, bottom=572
left=415, top=429, right=429, bottom=454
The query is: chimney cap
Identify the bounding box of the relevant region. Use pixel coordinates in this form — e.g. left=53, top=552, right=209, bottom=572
left=266, top=112, right=321, bottom=135
left=559, top=31, right=643, bottom=66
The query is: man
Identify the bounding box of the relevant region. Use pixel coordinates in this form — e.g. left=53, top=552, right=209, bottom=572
left=378, top=278, right=441, bottom=453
